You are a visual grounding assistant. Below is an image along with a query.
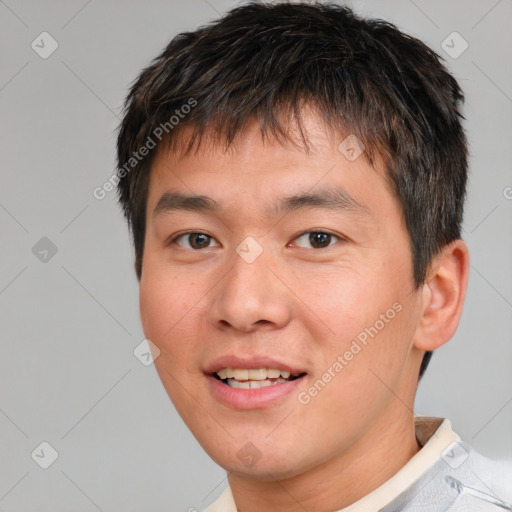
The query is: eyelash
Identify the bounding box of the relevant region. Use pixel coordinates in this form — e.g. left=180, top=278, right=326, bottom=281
left=168, top=230, right=344, bottom=250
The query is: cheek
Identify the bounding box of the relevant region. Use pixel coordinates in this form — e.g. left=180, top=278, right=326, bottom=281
left=302, top=263, right=416, bottom=380
left=139, top=272, right=167, bottom=340
left=301, top=306, right=416, bottom=439
left=139, top=263, right=205, bottom=375
left=139, top=255, right=196, bottom=335
left=299, top=268, right=396, bottom=341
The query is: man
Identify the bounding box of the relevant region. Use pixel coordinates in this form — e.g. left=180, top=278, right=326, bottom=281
left=116, top=2, right=512, bottom=510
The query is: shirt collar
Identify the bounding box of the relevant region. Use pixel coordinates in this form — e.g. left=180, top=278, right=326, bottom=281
left=204, top=416, right=459, bottom=512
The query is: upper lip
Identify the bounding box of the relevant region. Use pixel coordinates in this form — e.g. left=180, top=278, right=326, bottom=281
left=204, top=355, right=307, bottom=375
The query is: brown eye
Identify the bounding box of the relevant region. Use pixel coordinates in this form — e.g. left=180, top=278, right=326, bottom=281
left=172, top=232, right=218, bottom=250
left=294, top=231, right=340, bottom=249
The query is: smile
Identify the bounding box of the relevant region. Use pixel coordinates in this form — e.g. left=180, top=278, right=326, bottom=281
left=213, top=367, right=306, bottom=389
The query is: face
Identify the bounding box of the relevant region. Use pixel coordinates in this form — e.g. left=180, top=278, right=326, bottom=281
left=139, top=112, right=425, bottom=480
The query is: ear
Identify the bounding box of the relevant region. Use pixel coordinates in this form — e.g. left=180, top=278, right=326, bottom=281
left=414, top=239, right=470, bottom=351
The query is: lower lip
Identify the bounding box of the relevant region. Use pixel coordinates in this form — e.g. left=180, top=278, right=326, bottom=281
left=206, top=374, right=306, bottom=409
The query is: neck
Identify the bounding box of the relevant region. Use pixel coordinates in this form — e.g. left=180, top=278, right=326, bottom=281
left=228, top=408, right=421, bottom=512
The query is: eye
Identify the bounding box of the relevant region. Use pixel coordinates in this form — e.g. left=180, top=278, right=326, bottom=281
left=170, top=232, right=219, bottom=250
left=292, top=231, right=342, bottom=249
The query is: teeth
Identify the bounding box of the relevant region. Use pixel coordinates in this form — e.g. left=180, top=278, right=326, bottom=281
left=248, top=368, right=267, bottom=380
left=232, top=369, right=249, bottom=380
left=227, top=378, right=289, bottom=389
left=215, top=367, right=300, bottom=381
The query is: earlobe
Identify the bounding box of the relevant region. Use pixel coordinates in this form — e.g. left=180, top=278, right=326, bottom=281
left=414, top=239, right=470, bottom=352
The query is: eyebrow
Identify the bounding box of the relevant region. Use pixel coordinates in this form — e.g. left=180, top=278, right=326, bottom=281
left=152, top=186, right=370, bottom=218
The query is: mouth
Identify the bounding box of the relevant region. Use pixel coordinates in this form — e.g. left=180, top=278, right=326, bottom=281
left=212, top=367, right=307, bottom=389
left=205, top=356, right=308, bottom=408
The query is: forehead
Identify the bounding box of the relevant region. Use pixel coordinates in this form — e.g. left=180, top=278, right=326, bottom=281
left=155, top=102, right=380, bottom=167
left=148, top=109, right=394, bottom=219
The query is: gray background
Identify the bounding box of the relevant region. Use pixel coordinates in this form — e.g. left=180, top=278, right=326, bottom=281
left=1, top=0, right=511, bottom=510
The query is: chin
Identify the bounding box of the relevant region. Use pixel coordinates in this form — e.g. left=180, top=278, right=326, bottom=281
left=226, top=460, right=304, bottom=481
left=206, top=442, right=312, bottom=481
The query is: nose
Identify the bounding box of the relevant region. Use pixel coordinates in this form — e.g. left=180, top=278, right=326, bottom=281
left=209, top=246, right=293, bottom=333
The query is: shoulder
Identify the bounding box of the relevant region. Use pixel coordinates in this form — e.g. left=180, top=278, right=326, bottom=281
left=406, top=440, right=512, bottom=511
left=462, top=444, right=512, bottom=500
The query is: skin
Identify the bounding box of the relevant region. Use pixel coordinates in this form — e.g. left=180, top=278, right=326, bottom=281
left=139, top=110, right=469, bottom=511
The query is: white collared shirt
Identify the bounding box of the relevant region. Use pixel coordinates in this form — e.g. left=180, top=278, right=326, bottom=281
left=203, top=416, right=512, bottom=511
